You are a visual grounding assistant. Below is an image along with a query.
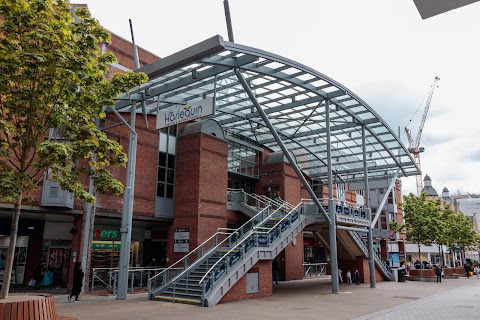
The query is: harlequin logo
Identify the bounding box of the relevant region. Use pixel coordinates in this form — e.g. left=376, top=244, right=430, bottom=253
left=164, top=104, right=203, bottom=125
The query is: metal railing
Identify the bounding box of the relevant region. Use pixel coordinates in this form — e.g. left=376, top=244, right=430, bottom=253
left=91, top=267, right=176, bottom=294
left=303, top=263, right=327, bottom=278
left=348, top=231, right=394, bottom=279
left=146, top=230, right=234, bottom=295
left=147, top=193, right=275, bottom=298
left=302, top=197, right=369, bottom=220
left=199, top=203, right=304, bottom=301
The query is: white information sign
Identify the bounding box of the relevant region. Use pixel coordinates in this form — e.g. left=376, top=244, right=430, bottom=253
left=156, top=97, right=215, bottom=129
left=174, top=240, right=189, bottom=253
left=174, top=228, right=190, bottom=240
left=174, top=228, right=190, bottom=253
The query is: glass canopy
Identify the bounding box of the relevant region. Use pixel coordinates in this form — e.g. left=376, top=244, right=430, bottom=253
left=114, top=35, right=419, bottom=184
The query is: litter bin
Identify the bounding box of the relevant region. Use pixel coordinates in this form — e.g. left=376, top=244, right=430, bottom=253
left=398, top=269, right=406, bottom=282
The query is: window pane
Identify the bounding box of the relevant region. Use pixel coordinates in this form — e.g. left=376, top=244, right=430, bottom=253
left=157, top=182, right=165, bottom=197
left=166, top=184, right=174, bottom=198
left=166, top=169, right=174, bottom=184
left=157, top=167, right=166, bottom=182
left=168, top=136, right=176, bottom=154
left=159, top=133, right=167, bottom=152
left=158, top=152, right=166, bottom=167
left=167, top=155, right=175, bottom=169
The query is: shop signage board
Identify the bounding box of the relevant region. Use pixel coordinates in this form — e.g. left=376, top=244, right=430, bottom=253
left=156, top=97, right=215, bottom=129
left=174, top=228, right=190, bottom=252
left=174, top=239, right=189, bottom=253
left=174, top=228, right=190, bottom=240
left=92, top=243, right=121, bottom=250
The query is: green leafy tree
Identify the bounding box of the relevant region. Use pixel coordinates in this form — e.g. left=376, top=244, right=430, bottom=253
left=447, top=210, right=480, bottom=261
left=389, top=193, right=442, bottom=265
left=0, top=0, right=147, bottom=299
left=437, top=204, right=457, bottom=266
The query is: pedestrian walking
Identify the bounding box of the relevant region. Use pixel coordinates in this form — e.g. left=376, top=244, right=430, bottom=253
left=346, top=270, right=352, bottom=285
left=464, top=262, right=471, bottom=278
left=354, top=269, right=360, bottom=285
left=435, top=265, right=442, bottom=283
left=272, top=258, right=280, bottom=284
left=68, top=262, right=84, bottom=302
left=338, top=268, right=343, bottom=284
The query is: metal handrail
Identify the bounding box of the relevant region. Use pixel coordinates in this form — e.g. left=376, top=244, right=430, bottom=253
left=91, top=267, right=170, bottom=294
left=303, top=263, right=327, bottom=277
left=199, top=203, right=302, bottom=286
left=147, top=231, right=231, bottom=288
left=301, top=197, right=366, bottom=210
left=148, top=197, right=272, bottom=295
left=348, top=231, right=394, bottom=279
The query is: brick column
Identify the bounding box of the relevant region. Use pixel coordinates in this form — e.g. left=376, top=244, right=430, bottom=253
left=168, top=131, right=228, bottom=264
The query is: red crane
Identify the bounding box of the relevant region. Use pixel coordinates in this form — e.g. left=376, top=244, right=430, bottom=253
left=405, top=76, right=440, bottom=195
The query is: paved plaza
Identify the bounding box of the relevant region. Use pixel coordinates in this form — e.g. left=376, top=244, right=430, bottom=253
left=52, top=276, right=480, bottom=320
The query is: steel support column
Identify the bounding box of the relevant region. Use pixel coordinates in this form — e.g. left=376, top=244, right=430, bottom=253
left=371, top=168, right=400, bottom=228
left=117, top=103, right=138, bottom=300
left=235, top=70, right=331, bottom=224
left=326, top=99, right=339, bottom=294
left=362, top=125, right=376, bottom=288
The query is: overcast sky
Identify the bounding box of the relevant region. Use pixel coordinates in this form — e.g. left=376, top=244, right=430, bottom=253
left=80, top=0, right=480, bottom=196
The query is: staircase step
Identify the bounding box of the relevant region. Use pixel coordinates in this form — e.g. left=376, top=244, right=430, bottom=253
left=154, top=295, right=202, bottom=305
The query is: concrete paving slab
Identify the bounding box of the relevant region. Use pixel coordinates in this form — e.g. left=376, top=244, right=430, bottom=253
left=53, top=277, right=480, bottom=320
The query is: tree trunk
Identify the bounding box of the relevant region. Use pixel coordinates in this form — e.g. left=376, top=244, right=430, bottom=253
left=0, top=195, right=23, bottom=299
left=440, top=246, right=445, bottom=267
left=417, top=243, right=422, bottom=268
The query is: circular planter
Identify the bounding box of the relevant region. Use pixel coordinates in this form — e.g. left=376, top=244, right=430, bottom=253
left=407, top=269, right=436, bottom=282
left=0, top=293, right=57, bottom=320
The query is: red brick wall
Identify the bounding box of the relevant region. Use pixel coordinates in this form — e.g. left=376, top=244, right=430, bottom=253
left=355, top=256, right=385, bottom=283
left=259, top=159, right=304, bottom=281
left=168, top=132, right=228, bottom=264
left=220, top=260, right=272, bottom=303
left=91, top=113, right=158, bottom=217
left=284, top=232, right=304, bottom=280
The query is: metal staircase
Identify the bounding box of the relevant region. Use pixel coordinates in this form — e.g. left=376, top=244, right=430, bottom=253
left=349, top=231, right=395, bottom=280
left=148, top=191, right=307, bottom=306
left=147, top=190, right=394, bottom=307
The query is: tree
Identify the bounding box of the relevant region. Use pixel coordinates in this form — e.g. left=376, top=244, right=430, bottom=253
left=0, top=0, right=147, bottom=299
left=446, top=210, right=480, bottom=262
left=389, top=193, right=442, bottom=265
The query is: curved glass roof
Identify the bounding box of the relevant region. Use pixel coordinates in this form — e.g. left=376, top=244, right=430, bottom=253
left=114, top=35, right=419, bottom=183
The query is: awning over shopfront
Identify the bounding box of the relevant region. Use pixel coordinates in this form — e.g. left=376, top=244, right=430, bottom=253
left=114, top=35, right=420, bottom=184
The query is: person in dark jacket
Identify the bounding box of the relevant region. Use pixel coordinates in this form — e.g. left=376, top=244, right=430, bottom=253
left=69, top=262, right=84, bottom=302
left=435, top=265, right=442, bottom=283
left=464, top=262, right=471, bottom=278
left=354, top=269, right=360, bottom=285
left=272, top=258, right=280, bottom=284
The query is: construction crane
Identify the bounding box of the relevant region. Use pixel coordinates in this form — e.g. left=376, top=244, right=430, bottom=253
left=405, top=76, right=440, bottom=195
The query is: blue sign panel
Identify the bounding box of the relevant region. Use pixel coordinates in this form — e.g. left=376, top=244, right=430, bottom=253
left=291, top=211, right=299, bottom=223
left=244, top=238, right=254, bottom=253
left=229, top=251, right=241, bottom=267
left=214, top=263, right=226, bottom=281
left=257, top=235, right=268, bottom=245
left=360, top=210, right=366, bottom=219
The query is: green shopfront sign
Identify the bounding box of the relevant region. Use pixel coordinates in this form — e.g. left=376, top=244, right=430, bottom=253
left=93, top=227, right=121, bottom=241
left=92, top=243, right=121, bottom=250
